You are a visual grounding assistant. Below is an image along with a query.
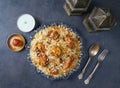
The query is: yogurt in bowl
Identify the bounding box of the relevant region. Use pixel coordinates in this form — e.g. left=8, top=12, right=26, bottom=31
left=17, top=14, right=35, bottom=32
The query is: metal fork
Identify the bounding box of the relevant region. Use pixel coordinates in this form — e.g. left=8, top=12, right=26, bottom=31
left=84, top=49, right=109, bottom=84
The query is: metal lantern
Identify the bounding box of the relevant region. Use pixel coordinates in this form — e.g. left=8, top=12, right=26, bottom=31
left=64, top=0, right=92, bottom=16
left=83, top=7, right=116, bottom=32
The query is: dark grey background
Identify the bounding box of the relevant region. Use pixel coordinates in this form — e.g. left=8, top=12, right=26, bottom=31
left=0, top=0, right=120, bottom=88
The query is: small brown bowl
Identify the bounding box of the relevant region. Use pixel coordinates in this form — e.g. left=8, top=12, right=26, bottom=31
left=6, top=33, right=25, bottom=52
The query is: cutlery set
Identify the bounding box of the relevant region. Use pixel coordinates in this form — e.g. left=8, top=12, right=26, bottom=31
left=78, top=43, right=109, bottom=84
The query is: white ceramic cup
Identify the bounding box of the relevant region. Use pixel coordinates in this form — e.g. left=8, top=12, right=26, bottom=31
left=17, top=14, right=35, bottom=32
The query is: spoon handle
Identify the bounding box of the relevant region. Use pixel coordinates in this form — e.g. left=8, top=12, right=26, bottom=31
left=84, top=62, right=100, bottom=84
left=78, top=56, right=92, bottom=79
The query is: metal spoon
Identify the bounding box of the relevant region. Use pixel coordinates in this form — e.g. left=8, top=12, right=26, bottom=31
left=78, top=43, right=100, bottom=79
left=84, top=49, right=109, bottom=84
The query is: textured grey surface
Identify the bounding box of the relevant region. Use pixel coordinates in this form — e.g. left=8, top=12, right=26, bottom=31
left=0, top=0, right=120, bottom=88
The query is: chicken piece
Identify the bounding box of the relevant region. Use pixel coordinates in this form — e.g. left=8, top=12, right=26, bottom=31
left=63, top=56, right=73, bottom=69
left=36, top=42, right=45, bottom=53
left=49, top=68, right=59, bottom=75
left=47, top=30, right=53, bottom=37
left=39, top=54, right=48, bottom=67
left=67, top=41, right=75, bottom=49
left=47, top=30, right=59, bottom=39
left=53, top=31, right=59, bottom=39
left=64, top=34, right=72, bottom=43
left=64, top=34, right=75, bottom=49
left=50, top=46, right=61, bottom=57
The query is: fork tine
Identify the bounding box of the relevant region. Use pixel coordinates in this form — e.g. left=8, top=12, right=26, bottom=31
left=98, top=49, right=109, bottom=61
